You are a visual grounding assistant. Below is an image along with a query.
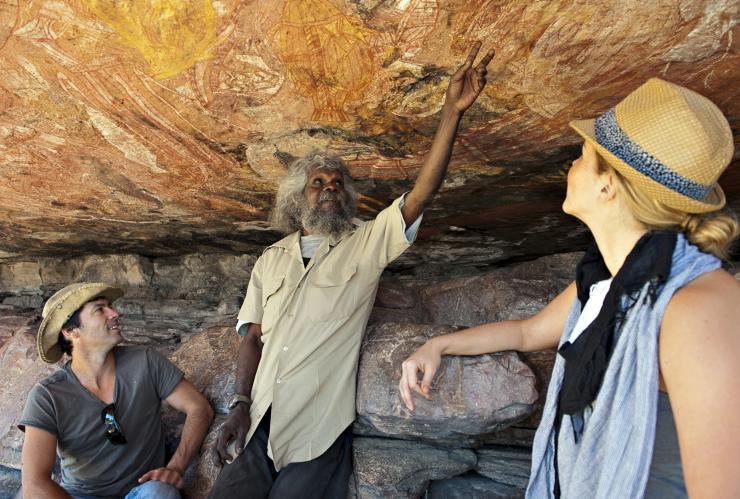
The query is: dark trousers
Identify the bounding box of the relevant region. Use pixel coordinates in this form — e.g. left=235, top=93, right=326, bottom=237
left=207, top=409, right=353, bottom=499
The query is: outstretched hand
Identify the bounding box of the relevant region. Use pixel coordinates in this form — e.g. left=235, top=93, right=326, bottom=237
left=444, top=41, right=495, bottom=114
left=398, top=341, right=443, bottom=411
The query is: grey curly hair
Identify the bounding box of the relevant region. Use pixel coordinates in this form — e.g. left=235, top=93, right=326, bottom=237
left=270, top=152, right=358, bottom=235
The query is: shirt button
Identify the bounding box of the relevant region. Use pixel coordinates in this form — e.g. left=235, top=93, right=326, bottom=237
left=276, top=378, right=282, bottom=384
left=282, top=345, right=288, bottom=352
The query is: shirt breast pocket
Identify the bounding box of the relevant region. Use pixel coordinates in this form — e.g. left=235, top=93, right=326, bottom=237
left=261, top=276, right=285, bottom=333
left=306, top=263, right=358, bottom=322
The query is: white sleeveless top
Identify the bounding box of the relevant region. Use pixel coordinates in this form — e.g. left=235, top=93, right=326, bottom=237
left=567, top=278, right=613, bottom=343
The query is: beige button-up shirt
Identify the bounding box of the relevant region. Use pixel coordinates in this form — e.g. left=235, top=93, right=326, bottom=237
left=229, top=196, right=413, bottom=469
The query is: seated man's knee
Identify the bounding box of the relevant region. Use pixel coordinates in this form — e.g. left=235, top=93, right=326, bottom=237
left=125, top=480, right=181, bottom=499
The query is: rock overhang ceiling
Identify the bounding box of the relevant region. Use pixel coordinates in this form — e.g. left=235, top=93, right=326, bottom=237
left=0, top=0, right=738, bottom=267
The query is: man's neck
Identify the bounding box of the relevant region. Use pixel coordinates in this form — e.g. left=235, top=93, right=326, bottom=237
left=70, top=348, right=117, bottom=403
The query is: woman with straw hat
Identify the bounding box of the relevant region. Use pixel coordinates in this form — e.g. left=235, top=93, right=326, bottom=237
left=398, top=78, right=740, bottom=498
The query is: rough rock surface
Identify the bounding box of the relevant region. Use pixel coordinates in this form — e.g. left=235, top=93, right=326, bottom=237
left=163, top=327, right=238, bottom=497
left=427, top=473, right=523, bottom=499
left=0, top=249, right=578, bottom=495
left=182, top=416, right=227, bottom=499
left=168, top=325, right=239, bottom=414
left=0, top=0, right=738, bottom=266
left=0, top=311, right=60, bottom=470
left=356, top=323, right=538, bottom=445
left=0, top=253, right=256, bottom=348
left=352, top=437, right=477, bottom=499
left=418, top=252, right=579, bottom=326
left=476, top=446, right=532, bottom=489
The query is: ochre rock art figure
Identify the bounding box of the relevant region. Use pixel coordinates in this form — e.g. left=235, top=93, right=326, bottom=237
left=370, top=0, right=439, bottom=62
left=0, top=0, right=268, bottom=219
left=80, top=0, right=217, bottom=80
left=273, top=0, right=376, bottom=124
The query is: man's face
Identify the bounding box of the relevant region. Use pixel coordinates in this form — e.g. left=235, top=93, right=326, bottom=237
left=302, top=166, right=349, bottom=216
left=296, top=166, right=355, bottom=237
left=66, top=298, right=123, bottom=352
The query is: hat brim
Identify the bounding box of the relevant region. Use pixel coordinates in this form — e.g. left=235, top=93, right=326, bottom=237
left=38, top=284, right=124, bottom=363
left=569, top=118, right=725, bottom=214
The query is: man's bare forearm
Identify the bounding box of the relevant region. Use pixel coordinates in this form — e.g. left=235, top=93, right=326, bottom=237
left=403, top=105, right=462, bottom=223
left=166, top=403, right=213, bottom=474
left=235, top=323, right=263, bottom=397
left=23, top=478, right=71, bottom=499
left=402, top=43, right=493, bottom=224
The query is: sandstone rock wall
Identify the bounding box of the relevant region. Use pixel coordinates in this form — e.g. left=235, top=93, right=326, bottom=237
left=2, top=254, right=735, bottom=497
left=0, top=0, right=737, bottom=265
left=0, top=253, right=257, bottom=350
left=0, top=250, right=582, bottom=497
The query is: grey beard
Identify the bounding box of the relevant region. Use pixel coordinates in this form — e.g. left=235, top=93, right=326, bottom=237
left=293, top=193, right=354, bottom=238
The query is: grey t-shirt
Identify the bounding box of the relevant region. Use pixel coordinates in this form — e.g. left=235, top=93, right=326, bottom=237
left=18, top=346, right=183, bottom=498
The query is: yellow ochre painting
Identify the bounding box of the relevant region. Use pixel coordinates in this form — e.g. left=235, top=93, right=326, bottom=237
left=274, top=0, right=376, bottom=124
left=82, top=0, right=217, bottom=79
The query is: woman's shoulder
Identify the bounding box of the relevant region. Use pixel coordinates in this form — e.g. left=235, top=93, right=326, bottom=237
left=669, top=267, right=740, bottom=308
left=662, top=268, right=740, bottom=346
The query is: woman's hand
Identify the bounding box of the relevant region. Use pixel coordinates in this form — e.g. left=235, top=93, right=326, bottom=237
left=399, top=339, right=444, bottom=411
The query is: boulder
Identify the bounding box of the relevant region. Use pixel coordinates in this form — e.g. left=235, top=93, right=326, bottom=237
left=418, top=252, right=579, bottom=327
left=476, top=446, right=531, bottom=489
left=427, top=472, right=523, bottom=499
left=165, top=326, right=240, bottom=497
left=183, top=416, right=227, bottom=499
left=352, top=437, right=476, bottom=499
left=0, top=311, right=60, bottom=470
left=356, top=323, right=538, bottom=446
left=168, top=325, right=239, bottom=415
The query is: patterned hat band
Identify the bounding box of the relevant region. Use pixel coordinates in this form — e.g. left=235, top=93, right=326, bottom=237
left=594, top=108, right=711, bottom=201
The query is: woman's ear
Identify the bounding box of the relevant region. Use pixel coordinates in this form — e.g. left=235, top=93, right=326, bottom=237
left=599, top=172, right=618, bottom=202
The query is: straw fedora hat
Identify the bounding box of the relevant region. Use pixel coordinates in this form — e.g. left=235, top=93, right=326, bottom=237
left=37, top=282, right=124, bottom=363
left=570, top=78, right=733, bottom=214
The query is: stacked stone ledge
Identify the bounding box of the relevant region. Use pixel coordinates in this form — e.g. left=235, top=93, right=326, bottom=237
left=0, top=251, right=586, bottom=498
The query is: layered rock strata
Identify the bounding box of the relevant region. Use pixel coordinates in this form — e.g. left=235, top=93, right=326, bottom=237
left=11, top=250, right=720, bottom=497
left=0, top=0, right=737, bottom=265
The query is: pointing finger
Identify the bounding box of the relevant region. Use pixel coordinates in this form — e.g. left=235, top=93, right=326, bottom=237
left=477, top=48, right=496, bottom=69
left=464, top=41, right=483, bottom=67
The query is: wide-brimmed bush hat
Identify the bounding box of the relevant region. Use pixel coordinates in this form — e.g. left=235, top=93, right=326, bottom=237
left=37, top=282, right=124, bottom=363
left=570, top=78, right=733, bottom=213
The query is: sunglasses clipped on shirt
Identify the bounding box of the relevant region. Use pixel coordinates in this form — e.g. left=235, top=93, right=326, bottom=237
left=101, top=403, right=127, bottom=445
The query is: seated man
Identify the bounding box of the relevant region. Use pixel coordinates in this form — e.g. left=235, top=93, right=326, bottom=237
left=18, top=282, right=214, bottom=499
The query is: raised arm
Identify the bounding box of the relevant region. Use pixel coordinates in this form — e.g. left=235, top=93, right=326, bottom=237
left=399, top=281, right=576, bottom=410
left=137, top=378, right=214, bottom=488
left=214, top=322, right=263, bottom=463
left=21, top=426, right=71, bottom=499
left=401, top=42, right=495, bottom=225
left=659, top=269, right=740, bottom=499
